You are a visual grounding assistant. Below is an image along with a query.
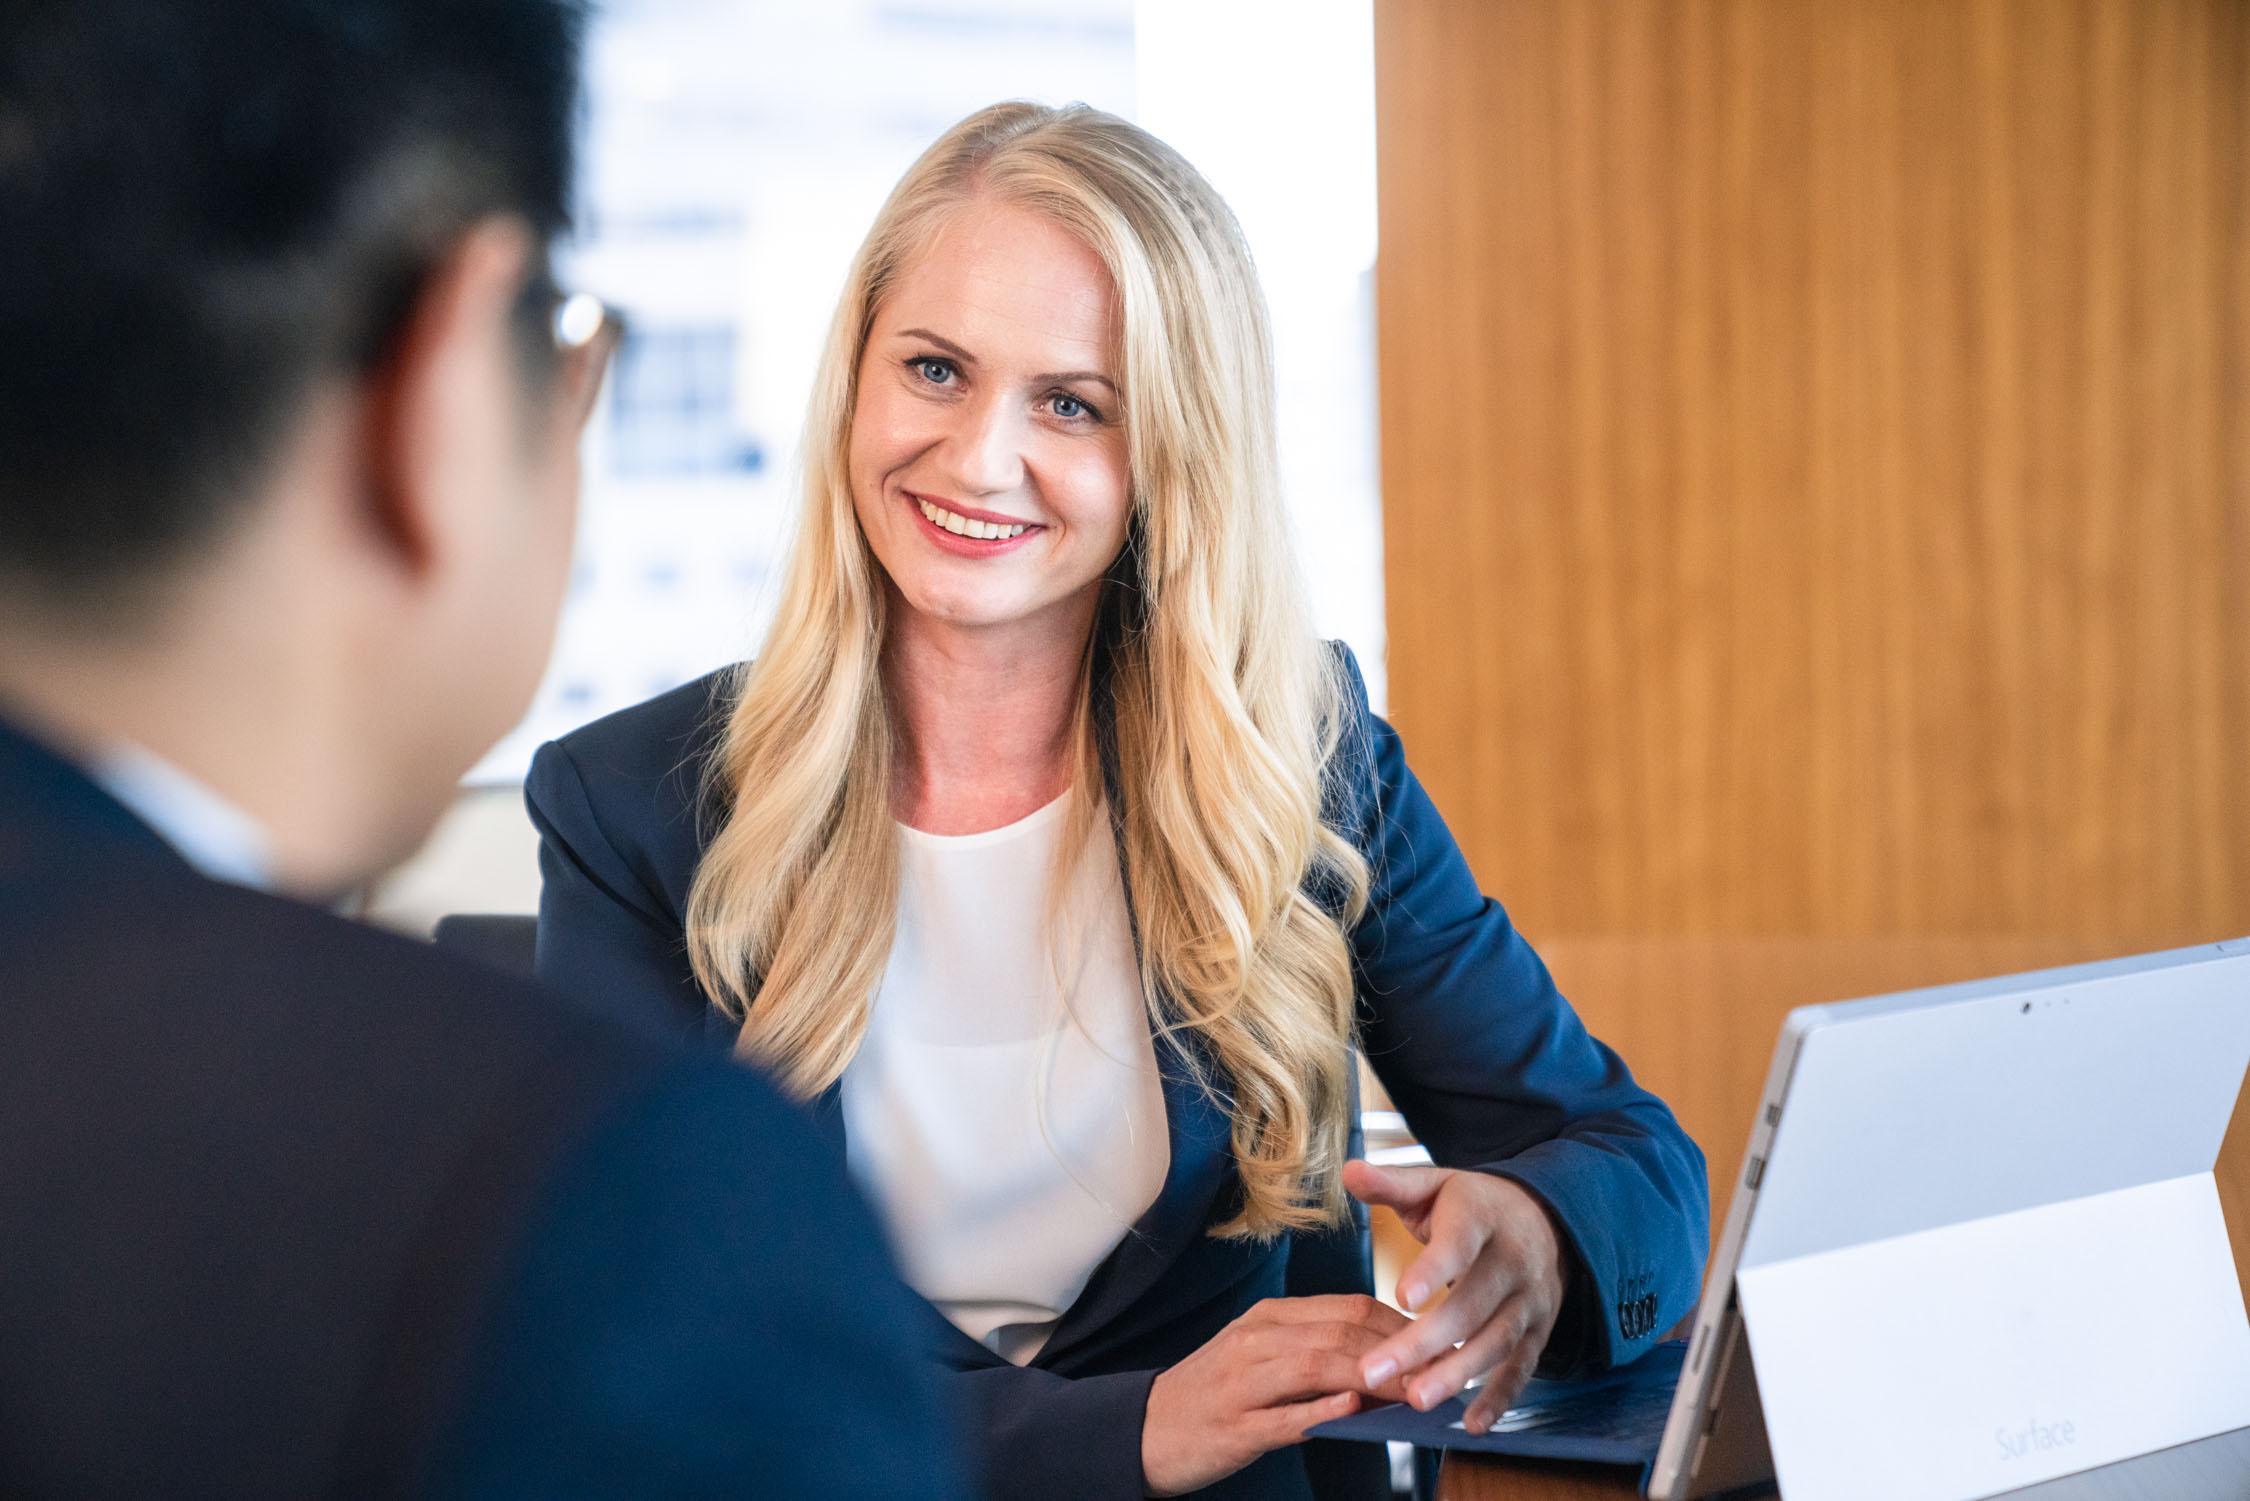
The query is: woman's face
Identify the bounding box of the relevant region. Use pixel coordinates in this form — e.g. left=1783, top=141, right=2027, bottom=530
left=849, top=199, right=1131, bottom=642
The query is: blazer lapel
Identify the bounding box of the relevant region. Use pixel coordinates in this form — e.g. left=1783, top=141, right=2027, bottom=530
left=1036, top=660, right=1239, bottom=1362
left=1032, top=1037, right=1233, bottom=1362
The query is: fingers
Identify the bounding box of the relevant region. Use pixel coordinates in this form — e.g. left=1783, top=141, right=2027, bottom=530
left=1458, top=1293, right=1554, bottom=1433
left=1459, top=1341, right=1542, bottom=1435
left=1259, top=1389, right=1361, bottom=1451
left=1392, top=1211, right=1483, bottom=1313
left=1144, top=1298, right=1415, bottom=1496
left=1404, top=1289, right=1542, bottom=1414
left=1357, top=1282, right=1487, bottom=1399
left=1247, top=1317, right=1414, bottom=1406
left=1244, top=1293, right=1408, bottom=1334
left=1342, top=1158, right=1448, bottom=1216
left=1359, top=1220, right=1499, bottom=1390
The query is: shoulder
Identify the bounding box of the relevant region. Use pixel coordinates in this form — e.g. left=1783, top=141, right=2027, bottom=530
left=535, top=665, right=737, bottom=801
left=525, top=666, right=738, bottom=898
left=40, top=861, right=768, bottom=1277
left=0, top=857, right=723, bottom=1479
left=129, top=869, right=682, bottom=1102
left=1317, top=639, right=1389, bottom=845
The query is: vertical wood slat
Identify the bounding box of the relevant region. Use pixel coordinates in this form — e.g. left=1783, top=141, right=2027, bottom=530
left=1375, top=0, right=2250, bottom=940
left=1374, top=0, right=2250, bottom=1305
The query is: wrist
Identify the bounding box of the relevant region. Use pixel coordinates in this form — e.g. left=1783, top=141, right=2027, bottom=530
left=1140, top=1365, right=1187, bottom=1497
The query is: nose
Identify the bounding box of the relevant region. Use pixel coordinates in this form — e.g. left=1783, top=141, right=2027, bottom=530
left=935, top=389, right=1027, bottom=498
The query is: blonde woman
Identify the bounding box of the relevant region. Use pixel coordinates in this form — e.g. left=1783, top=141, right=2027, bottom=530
left=528, top=102, right=1706, bottom=1500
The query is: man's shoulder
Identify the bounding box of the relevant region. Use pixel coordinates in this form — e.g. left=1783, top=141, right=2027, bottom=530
left=4, top=853, right=684, bottom=1142
left=0, top=847, right=750, bottom=1490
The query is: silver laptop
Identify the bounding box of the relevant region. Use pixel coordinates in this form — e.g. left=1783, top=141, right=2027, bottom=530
left=1319, top=939, right=2250, bottom=1500
left=1653, top=937, right=2250, bottom=1500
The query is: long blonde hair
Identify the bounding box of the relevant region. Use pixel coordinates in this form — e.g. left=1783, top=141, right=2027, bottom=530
left=685, top=102, right=1370, bottom=1238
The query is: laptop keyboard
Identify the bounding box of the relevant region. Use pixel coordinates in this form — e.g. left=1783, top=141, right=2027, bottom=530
left=1451, top=1373, right=1677, bottom=1445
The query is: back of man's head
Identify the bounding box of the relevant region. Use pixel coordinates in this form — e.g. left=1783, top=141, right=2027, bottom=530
left=0, top=0, right=583, bottom=611
left=0, top=0, right=605, bottom=893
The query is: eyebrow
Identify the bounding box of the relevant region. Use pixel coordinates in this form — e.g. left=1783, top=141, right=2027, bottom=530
left=894, top=326, right=1118, bottom=392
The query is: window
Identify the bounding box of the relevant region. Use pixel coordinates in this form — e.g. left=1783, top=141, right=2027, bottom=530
left=606, top=326, right=763, bottom=476
left=467, top=0, right=1379, bottom=785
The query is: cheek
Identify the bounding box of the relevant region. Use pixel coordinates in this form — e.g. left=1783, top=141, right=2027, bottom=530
left=532, top=451, right=580, bottom=609
left=850, top=377, right=926, bottom=475
left=1053, top=444, right=1133, bottom=554
left=488, top=434, right=580, bottom=671
left=848, top=389, right=910, bottom=524
left=846, top=440, right=895, bottom=565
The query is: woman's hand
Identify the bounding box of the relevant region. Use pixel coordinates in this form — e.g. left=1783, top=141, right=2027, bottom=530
left=1140, top=1294, right=1410, bottom=1496
left=1343, top=1160, right=1568, bottom=1433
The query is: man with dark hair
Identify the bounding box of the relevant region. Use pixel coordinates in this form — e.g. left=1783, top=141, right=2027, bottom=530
left=0, top=3, right=965, bottom=1495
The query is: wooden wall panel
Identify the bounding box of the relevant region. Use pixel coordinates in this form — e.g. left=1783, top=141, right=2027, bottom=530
left=1375, top=0, right=2250, bottom=1301
left=1375, top=0, right=2250, bottom=939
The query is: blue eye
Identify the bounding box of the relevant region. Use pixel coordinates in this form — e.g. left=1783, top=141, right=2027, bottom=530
left=912, top=358, right=953, bottom=385
left=1051, top=393, right=1090, bottom=420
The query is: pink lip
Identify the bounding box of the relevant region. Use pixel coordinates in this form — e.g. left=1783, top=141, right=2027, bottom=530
left=904, top=490, right=1043, bottom=556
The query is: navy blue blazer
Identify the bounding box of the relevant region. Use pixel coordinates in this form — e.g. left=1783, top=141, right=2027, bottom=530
left=527, top=646, right=1708, bottom=1501
left=0, top=714, right=965, bottom=1500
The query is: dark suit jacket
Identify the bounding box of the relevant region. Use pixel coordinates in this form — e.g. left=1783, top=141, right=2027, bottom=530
left=0, top=714, right=965, bottom=1500
left=526, top=646, right=1709, bottom=1501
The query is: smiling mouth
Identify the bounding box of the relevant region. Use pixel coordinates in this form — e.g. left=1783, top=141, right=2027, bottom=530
left=915, top=496, right=1032, bottom=540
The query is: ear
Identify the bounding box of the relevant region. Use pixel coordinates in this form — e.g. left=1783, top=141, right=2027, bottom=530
left=357, top=218, right=538, bottom=579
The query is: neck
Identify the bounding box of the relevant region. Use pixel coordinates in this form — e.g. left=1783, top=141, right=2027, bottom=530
left=883, top=588, right=1098, bottom=836
left=0, top=536, right=398, bottom=901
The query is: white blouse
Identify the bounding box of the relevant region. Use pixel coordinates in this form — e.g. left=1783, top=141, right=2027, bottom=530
left=841, top=794, right=1170, bottom=1366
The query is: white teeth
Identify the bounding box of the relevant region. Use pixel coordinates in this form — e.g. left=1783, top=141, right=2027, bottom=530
left=916, top=498, right=1027, bottom=540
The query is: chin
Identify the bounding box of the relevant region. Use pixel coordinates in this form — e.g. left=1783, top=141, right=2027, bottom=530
left=886, top=571, right=1017, bottom=628
left=912, top=593, right=1041, bottom=632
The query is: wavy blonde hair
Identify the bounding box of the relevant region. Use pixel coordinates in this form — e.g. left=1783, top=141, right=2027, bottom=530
left=684, top=101, right=1370, bottom=1238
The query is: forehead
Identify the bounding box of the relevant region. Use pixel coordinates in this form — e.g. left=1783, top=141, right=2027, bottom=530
left=874, top=199, right=1118, bottom=366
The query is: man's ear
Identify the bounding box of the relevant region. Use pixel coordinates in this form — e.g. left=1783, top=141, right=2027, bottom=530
left=357, top=217, right=538, bottom=579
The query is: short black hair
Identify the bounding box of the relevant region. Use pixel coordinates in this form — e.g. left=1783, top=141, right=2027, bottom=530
left=0, top=0, right=586, bottom=601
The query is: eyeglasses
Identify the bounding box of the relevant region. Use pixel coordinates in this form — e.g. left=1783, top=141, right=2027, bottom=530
left=549, top=289, right=624, bottom=432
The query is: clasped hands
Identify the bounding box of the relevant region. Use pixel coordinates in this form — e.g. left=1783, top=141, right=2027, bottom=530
left=1140, top=1162, right=1567, bottom=1496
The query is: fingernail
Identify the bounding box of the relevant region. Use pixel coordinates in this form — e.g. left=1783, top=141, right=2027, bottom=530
left=1363, top=1357, right=1396, bottom=1387
left=1400, top=1282, right=1425, bottom=1309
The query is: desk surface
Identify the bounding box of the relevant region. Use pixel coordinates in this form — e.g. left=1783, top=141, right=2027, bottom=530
left=1435, top=1455, right=1648, bottom=1500
left=1426, top=934, right=2250, bottom=1501
left=1436, top=1426, right=2250, bottom=1500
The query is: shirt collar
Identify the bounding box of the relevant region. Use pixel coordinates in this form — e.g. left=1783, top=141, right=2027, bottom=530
left=85, top=740, right=275, bottom=891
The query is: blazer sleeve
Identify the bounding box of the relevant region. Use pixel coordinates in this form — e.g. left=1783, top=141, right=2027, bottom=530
left=1333, top=650, right=1710, bottom=1377
left=947, top=1363, right=1157, bottom=1501
left=426, top=1055, right=968, bottom=1500
left=525, top=738, right=716, bottom=1042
